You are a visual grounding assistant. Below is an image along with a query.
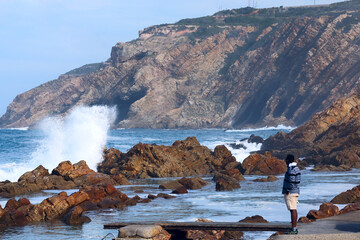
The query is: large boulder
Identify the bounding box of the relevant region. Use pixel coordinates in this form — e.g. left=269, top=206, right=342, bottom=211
left=306, top=202, right=339, bottom=220
left=262, top=93, right=360, bottom=169
left=52, top=160, right=95, bottom=180
left=18, top=165, right=50, bottom=182
left=98, top=137, right=241, bottom=179
left=214, top=174, right=241, bottom=191
left=331, top=185, right=360, bottom=204
left=242, top=152, right=287, bottom=175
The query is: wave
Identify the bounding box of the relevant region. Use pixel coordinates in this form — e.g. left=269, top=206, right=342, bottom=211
left=1, top=127, right=29, bottom=131
left=224, top=124, right=295, bottom=133
left=0, top=106, right=117, bottom=182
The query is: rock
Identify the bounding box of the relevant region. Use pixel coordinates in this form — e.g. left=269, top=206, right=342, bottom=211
left=262, top=93, right=360, bottom=169
left=99, top=137, right=240, bottom=179
left=172, top=186, right=188, bottom=194
left=228, top=143, right=246, bottom=150
left=157, top=193, right=176, bottom=199
left=239, top=215, right=268, bottom=223
left=219, top=169, right=245, bottom=181
left=253, top=175, right=279, bottom=182
left=18, top=165, right=49, bottom=182
left=0, top=183, right=132, bottom=229
left=148, top=194, right=158, bottom=200
left=112, top=173, right=132, bottom=185
left=52, top=160, right=95, bottom=180
left=118, top=225, right=171, bottom=240
left=178, top=177, right=209, bottom=190
left=248, top=135, right=264, bottom=144
left=331, top=185, right=360, bottom=204
left=311, top=164, right=351, bottom=172
left=298, top=217, right=312, bottom=223
left=159, top=180, right=184, bottom=190
left=73, top=172, right=118, bottom=187
left=186, top=219, right=225, bottom=240
left=339, top=202, right=360, bottom=214
left=242, top=152, right=287, bottom=175
left=62, top=206, right=91, bottom=225
left=214, top=175, right=241, bottom=191
left=222, top=231, right=244, bottom=240
left=306, top=202, right=339, bottom=220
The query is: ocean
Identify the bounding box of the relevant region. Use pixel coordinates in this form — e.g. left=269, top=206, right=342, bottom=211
left=0, top=106, right=359, bottom=240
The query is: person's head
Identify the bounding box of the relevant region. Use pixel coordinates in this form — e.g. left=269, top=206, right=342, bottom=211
left=285, top=154, right=295, bottom=165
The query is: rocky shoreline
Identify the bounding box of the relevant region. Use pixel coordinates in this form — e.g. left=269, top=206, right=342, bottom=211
left=0, top=92, right=359, bottom=238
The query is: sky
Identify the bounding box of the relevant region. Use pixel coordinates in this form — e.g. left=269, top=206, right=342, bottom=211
left=0, top=0, right=346, bottom=116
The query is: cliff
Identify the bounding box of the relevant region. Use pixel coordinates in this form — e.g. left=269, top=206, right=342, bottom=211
left=261, top=93, right=360, bottom=168
left=1, top=1, right=360, bottom=129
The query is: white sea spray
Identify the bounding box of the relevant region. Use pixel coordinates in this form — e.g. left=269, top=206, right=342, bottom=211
left=0, top=106, right=116, bottom=181
left=32, top=105, right=117, bottom=171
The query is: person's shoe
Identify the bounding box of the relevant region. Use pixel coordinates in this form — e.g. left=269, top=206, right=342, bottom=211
left=285, top=229, right=298, bottom=234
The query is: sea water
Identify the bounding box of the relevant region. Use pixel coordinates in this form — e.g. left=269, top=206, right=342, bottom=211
left=0, top=106, right=359, bottom=240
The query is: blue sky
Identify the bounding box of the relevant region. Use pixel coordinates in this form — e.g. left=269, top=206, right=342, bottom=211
left=0, top=0, right=345, bottom=116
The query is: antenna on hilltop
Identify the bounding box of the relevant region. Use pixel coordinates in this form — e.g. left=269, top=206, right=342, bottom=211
left=248, top=0, right=250, bottom=7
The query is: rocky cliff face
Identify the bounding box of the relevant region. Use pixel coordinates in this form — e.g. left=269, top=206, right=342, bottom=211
left=1, top=1, right=360, bottom=128
left=261, top=93, right=360, bottom=168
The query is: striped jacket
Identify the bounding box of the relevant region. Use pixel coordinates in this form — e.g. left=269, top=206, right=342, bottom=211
left=282, top=162, right=301, bottom=194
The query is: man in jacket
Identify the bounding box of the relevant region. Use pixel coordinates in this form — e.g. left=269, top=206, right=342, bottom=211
left=282, top=154, right=301, bottom=234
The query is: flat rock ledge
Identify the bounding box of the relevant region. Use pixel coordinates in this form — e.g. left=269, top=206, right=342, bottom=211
left=118, top=225, right=171, bottom=240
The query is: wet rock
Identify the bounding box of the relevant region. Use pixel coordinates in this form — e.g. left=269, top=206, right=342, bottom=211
left=306, top=202, right=339, bottom=220
left=311, top=164, right=351, bottom=172
left=98, top=137, right=240, bottom=179
left=178, top=177, right=209, bottom=190
left=157, top=193, right=176, bottom=199
left=52, top=160, right=95, bottom=181
left=148, top=194, right=158, bottom=200
left=159, top=180, right=184, bottom=190
left=262, top=94, right=360, bottom=169
left=112, top=173, right=132, bottom=185
left=229, top=143, right=246, bottom=150
left=62, top=206, right=91, bottom=225
left=242, top=152, right=287, bottom=175
left=215, top=175, right=241, bottom=191
left=298, top=217, right=312, bottom=223
left=248, top=134, right=264, bottom=144
left=0, top=183, right=131, bottom=229
left=186, top=219, right=225, bottom=240
left=253, top=175, right=279, bottom=182
left=172, top=186, right=188, bottom=194
left=239, top=215, right=268, bottom=223
left=339, top=202, right=360, bottom=214
left=18, top=165, right=49, bottom=182
left=331, top=185, right=360, bottom=204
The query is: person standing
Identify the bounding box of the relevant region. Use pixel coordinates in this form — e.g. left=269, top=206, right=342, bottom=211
left=282, top=154, right=301, bottom=234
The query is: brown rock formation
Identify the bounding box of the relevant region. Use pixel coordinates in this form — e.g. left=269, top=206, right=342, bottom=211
left=98, top=137, right=242, bottom=179
left=2, top=2, right=360, bottom=129
left=242, top=152, right=287, bottom=175
left=331, top=185, right=360, bottom=204
left=253, top=175, right=279, bottom=182
left=306, top=202, right=339, bottom=220
left=0, top=161, right=130, bottom=198
left=262, top=93, right=360, bottom=168
left=339, top=202, right=360, bottom=214
left=0, top=183, right=147, bottom=229
left=160, top=177, right=209, bottom=191
left=239, top=215, right=269, bottom=223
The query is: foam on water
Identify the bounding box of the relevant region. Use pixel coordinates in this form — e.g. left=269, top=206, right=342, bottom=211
left=0, top=105, right=116, bottom=181
left=225, top=124, right=294, bottom=132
